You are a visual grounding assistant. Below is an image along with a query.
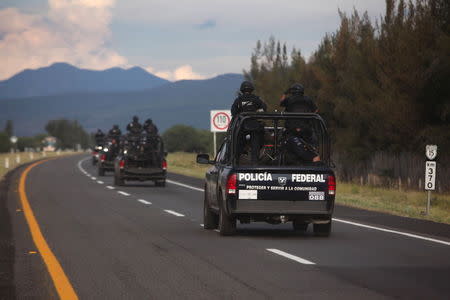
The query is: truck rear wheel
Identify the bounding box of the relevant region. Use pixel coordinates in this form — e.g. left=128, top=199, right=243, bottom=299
left=313, top=220, right=332, bottom=237
left=218, top=195, right=236, bottom=236
left=155, top=180, right=166, bottom=187
left=98, top=167, right=105, bottom=176
left=114, top=173, right=124, bottom=186
left=203, top=189, right=218, bottom=229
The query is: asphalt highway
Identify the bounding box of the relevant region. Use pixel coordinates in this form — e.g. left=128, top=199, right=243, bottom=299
left=4, top=154, right=450, bottom=299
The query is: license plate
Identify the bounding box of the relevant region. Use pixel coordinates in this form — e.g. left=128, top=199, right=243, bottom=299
left=239, top=190, right=258, bottom=199
left=309, top=191, right=325, bottom=201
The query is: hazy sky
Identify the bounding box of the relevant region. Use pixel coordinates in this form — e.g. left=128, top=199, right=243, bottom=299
left=0, top=0, right=386, bottom=81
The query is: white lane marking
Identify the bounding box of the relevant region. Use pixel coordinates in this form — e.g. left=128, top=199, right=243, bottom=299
left=333, top=218, right=450, bottom=246
left=106, top=186, right=115, bottom=190
left=97, top=181, right=104, bottom=184
left=118, top=191, right=130, bottom=196
left=164, top=210, right=185, bottom=217
left=91, top=177, right=97, bottom=180
left=214, top=229, right=220, bottom=232
left=138, top=199, right=152, bottom=205
left=200, top=224, right=204, bottom=227
left=266, top=249, right=315, bottom=265
left=167, top=179, right=204, bottom=192
left=165, top=179, right=450, bottom=247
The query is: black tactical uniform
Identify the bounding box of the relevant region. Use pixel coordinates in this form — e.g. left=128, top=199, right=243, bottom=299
left=231, top=81, right=267, bottom=164
left=126, top=116, right=142, bottom=134
left=280, top=83, right=317, bottom=113
left=143, top=119, right=158, bottom=135
left=284, top=127, right=319, bottom=165
left=94, top=129, right=105, bottom=145
left=231, top=81, right=267, bottom=117
left=108, top=125, right=122, bottom=139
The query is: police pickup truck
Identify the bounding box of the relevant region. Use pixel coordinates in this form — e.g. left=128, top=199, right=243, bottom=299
left=197, top=113, right=335, bottom=236
left=114, top=134, right=167, bottom=187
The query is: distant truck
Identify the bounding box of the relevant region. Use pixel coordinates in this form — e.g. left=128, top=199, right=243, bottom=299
left=197, top=113, right=335, bottom=236
left=42, top=136, right=57, bottom=152
left=97, top=137, right=121, bottom=176
left=114, top=134, right=167, bottom=187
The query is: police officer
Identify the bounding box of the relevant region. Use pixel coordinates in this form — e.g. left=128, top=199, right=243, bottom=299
left=108, top=125, right=122, bottom=139
left=231, top=81, right=267, bottom=117
left=143, top=119, right=158, bottom=135
left=126, top=116, right=142, bottom=134
left=280, top=83, right=318, bottom=113
left=284, top=126, right=320, bottom=164
left=231, top=81, right=267, bottom=164
left=94, top=129, right=105, bottom=145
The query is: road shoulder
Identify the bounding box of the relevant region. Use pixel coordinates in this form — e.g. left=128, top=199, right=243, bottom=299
left=1, top=161, right=59, bottom=300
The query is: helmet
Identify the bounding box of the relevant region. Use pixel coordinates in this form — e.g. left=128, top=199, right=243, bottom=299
left=145, top=118, right=153, bottom=125
left=240, top=81, right=254, bottom=93
left=289, top=83, right=304, bottom=95
left=113, top=124, right=119, bottom=129
left=132, top=115, right=139, bottom=122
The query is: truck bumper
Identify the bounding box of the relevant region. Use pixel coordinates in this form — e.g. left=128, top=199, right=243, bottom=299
left=232, top=200, right=333, bottom=215
left=121, top=168, right=166, bottom=180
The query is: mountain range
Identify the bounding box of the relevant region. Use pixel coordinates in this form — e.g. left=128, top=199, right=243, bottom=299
left=0, top=63, right=243, bottom=136
left=0, top=63, right=170, bottom=99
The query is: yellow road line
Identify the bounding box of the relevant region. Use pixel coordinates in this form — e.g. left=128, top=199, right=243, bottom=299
left=19, top=160, right=78, bottom=300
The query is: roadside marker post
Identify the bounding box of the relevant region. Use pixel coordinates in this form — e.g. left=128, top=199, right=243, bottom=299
left=424, top=145, right=437, bottom=215
left=5, top=157, right=9, bottom=169
left=210, top=110, right=231, bottom=158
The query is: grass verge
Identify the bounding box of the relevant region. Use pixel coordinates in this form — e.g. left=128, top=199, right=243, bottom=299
left=0, top=151, right=78, bottom=180
left=167, top=152, right=450, bottom=224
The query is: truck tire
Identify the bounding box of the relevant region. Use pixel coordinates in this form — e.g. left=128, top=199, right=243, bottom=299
left=203, top=189, right=218, bottom=229
left=218, top=195, right=236, bottom=236
left=114, top=173, right=124, bottom=186
left=98, top=166, right=105, bottom=176
left=293, top=220, right=308, bottom=232
left=155, top=180, right=166, bottom=187
left=313, top=220, right=332, bottom=237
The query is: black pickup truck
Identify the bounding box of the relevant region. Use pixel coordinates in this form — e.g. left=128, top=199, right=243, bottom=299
left=97, top=137, right=121, bottom=176
left=197, top=113, right=335, bottom=236
left=114, top=134, right=167, bottom=187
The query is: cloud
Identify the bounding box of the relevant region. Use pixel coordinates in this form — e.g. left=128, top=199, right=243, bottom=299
left=0, top=0, right=127, bottom=80
left=195, top=19, right=216, bottom=30
left=145, top=65, right=205, bottom=81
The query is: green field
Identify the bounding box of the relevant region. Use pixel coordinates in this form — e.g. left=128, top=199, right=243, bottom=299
left=167, top=152, right=450, bottom=224
left=0, top=151, right=78, bottom=179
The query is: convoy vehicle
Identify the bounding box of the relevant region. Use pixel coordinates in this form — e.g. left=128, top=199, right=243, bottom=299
left=98, top=138, right=121, bottom=176
left=91, top=144, right=103, bottom=165
left=197, top=112, right=335, bottom=236
left=114, top=134, right=167, bottom=187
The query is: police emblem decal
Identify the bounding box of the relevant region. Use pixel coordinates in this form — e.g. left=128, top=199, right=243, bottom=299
left=278, top=177, right=287, bottom=186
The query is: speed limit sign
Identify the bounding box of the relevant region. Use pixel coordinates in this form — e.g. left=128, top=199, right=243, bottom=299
left=210, top=110, right=231, bottom=132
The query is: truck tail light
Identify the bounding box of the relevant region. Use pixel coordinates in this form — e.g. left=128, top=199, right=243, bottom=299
left=226, top=173, right=237, bottom=195
left=162, top=160, right=167, bottom=170
left=119, top=160, right=125, bottom=169
left=328, top=175, right=336, bottom=195
left=100, top=154, right=106, bottom=162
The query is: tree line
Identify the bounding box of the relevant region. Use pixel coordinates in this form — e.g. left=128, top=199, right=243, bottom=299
left=0, top=119, right=91, bottom=152
left=243, top=0, right=449, bottom=189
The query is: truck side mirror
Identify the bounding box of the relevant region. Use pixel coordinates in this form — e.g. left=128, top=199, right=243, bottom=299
left=197, top=154, right=212, bottom=164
